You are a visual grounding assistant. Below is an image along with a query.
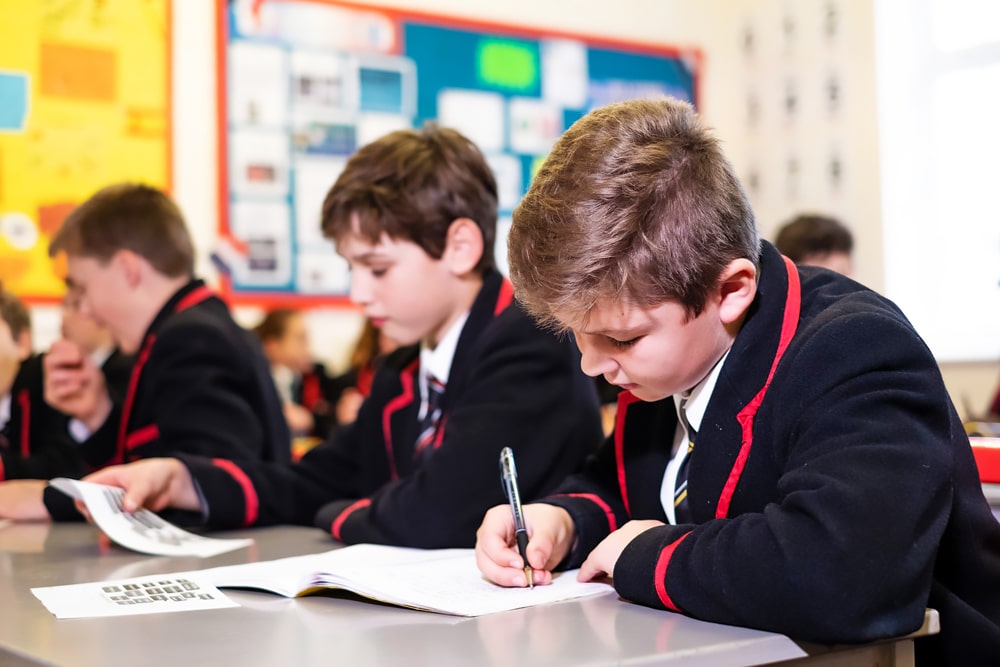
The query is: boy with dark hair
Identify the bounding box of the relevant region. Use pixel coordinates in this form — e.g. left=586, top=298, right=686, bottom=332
left=475, top=98, right=1000, bottom=665
left=85, top=125, right=602, bottom=548
left=774, top=213, right=854, bottom=276
left=0, top=183, right=289, bottom=520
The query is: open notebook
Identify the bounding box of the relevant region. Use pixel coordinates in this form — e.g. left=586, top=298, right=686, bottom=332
left=33, top=544, right=612, bottom=619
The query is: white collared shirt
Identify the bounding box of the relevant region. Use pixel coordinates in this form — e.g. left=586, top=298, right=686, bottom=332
left=417, top=312, right=469, bottom=420
left=660, top=349, right=731, bottom=523
left=0, top=393, right=10, bottom=432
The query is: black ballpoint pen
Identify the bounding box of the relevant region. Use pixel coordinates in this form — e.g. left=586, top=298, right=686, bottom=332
left=499, top=446, right=534, bottom=588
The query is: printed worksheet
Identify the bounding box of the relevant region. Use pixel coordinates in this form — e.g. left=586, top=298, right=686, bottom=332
left=33, top=573, right=236, bottom=619
left=49, top=478, right=253, bottom=558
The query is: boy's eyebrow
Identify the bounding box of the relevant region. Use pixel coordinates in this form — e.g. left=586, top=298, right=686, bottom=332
left=344, top=250, right=390, bottom=263
left=579, top=325, right=644, bottom=337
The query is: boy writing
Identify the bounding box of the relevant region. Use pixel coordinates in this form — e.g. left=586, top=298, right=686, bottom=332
left=475, top=98, right=1000, bottom=665
left=0, top=184, right=289, bottom=520
left=85, top=125, right=602, bottom=547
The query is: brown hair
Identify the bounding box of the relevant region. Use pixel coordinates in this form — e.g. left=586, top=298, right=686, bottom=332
left=508, top=97, right=759, bottom=331
left=774, top=214, right=853, bottom=262
left=321, top=124, right=498, bottom=272
left=254, top=308, right=298, bottom=343
left=49, top=183, right=195, bottom=277
left=0, top=283, right=30, bottom=340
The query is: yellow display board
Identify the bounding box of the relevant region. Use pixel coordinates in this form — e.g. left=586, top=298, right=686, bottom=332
left=0, top=0, right=170, bottom=301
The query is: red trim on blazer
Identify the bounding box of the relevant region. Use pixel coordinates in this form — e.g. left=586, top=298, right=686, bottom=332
left=494, top=278, right=515, bottom=315
left=382, top=359, right=419, bottom=481
left=330, top=498, right=372, bottom=541
left=114, top=286, right=215, bottom=466
left=17, top=389, right=30, bottom=457
left=561, top=493, right=619, bottom=533
left=0, top=457, right=5, bottom=482
left=175, top=285, right=214, bottom=313
left=116, top=336, right=156, bottom=466
left=125, top=424, right=160, bottom=451
left=212, top=458, right=259, bottom=527
left=614, top=390, right=642, bottom=518
left=654, top=531, right=692, bottom=611
left=716, top=256, right=801, bottom=518
left=300, top=372, right=322, bottom=410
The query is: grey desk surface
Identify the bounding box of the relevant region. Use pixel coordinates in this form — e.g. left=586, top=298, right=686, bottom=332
left=0, top=523, right=933, bottom=667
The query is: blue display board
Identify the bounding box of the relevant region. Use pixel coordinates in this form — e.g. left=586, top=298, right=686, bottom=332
left=216, top=0, right=699, bottom=303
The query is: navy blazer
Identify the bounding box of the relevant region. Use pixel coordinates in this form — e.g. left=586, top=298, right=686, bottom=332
left=1, top=350, right=134, bottom=481
left=44, top=279, right=289, bottom=518
left=545, top=242, right=1000, bottom=665
left=180, top=270, right=603, bottom=547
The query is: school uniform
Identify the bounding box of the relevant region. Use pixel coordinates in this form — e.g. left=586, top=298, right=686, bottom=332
left=42, top=279, right=290, bottom=519
left=544, top=241, right=1000, bottom=666
left=288, top=363, right=338, bottom=438
left=0, top=355, right=80, bottom=480
left=178, top=270, right=603, bottom=548
left=0, top=350, right=136, bottom=481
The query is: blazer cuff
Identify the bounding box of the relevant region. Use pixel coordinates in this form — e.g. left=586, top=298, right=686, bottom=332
left=613, top=525, right=692, bottom=612
left=177, top=455, right=257, bottom=529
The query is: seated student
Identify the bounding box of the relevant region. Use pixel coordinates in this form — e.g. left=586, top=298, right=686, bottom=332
left=474, top=98, right=1000, bottom=665
left=0, top=183, right=289, bottom=520
left=254, top=307, right=337, bottom=439
left=773, top=213, right=854, bottom=276
left=0, top=286, right=135, bottom=482
left=85, top=125, right=603, bottom=548
left=59, top=288, right=133, bottom=403
left=0, top=286, right=79, bottom=480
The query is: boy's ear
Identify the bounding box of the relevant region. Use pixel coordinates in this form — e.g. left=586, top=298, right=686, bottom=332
left=716, top=258, right=757, bottom=325
left=442, top=218, right=484, bottom=276
left=112, top=250, right=145, bottom=289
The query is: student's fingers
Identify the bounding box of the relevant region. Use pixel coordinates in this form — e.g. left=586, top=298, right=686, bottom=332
left=475, top=505, right=528, bottom=586
left=73, top=499, right=94, bottom=523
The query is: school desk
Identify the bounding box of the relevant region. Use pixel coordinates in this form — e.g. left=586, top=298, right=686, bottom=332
left=0, top=523, right=937, bottom=667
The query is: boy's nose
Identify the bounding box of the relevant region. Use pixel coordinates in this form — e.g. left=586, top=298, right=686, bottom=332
left=348, top=274, right=372, bottom=306
left=577, top=337, right=616, bottom=378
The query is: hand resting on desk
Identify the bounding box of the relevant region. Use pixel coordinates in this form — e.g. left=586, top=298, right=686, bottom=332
left=83, top=458, right=203, bottom=515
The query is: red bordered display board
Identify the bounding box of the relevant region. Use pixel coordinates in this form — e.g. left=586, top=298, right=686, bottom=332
left=216, top=0, right=700, bottom=306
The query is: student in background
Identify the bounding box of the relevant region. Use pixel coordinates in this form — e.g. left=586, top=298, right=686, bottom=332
left=773, top=213, right=854, bottom=276
left=254, top=307, right=337, bottom=439
left=0, top=286, right=80, bottom=480
left=59, top=288, right=133, bottom=404
left=85, top=125, right=603, bottom=548
left=0, top=183, right=289, bottom=520
left=474, top=98, right=1000, bottom=665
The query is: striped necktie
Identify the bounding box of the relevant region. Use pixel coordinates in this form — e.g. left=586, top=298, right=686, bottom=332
left=673, top=397, right=696, bottom=523
left=414, top=374, right=445, bottom=458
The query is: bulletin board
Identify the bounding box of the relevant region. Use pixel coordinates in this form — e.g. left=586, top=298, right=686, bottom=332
left=216, top=0, right=699, bottom=304
left=0, top=0, right=172, bottom=302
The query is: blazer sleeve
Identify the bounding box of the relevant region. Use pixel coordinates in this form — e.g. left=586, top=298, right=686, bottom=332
left=610, top=311, right=954, bottom=644
left=539, top=431, right=632, bottom=569
left=176, top=419, right=366, bottom=529
left=138, top=321, right=279, bottom=461
left=314, top=311, right=599, bottom=548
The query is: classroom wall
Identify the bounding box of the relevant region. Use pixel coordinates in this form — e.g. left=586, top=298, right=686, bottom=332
left=27, top=0, right=1000, bottom=417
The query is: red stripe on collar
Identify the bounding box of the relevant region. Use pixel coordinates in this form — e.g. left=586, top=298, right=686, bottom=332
left=716, top=255, right=801, bottom=518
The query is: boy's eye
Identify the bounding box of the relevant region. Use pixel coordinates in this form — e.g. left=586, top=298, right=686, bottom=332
left=607, top=336, right=639, bottom=349
left=370, top=267, right=389, bottom=277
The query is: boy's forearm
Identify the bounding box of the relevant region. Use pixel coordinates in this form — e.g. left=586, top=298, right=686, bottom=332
left=0, top=480, right=52, bottom=521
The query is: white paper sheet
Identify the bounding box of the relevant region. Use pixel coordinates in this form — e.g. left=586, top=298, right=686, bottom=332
left=32, top=572, right=237, bottom=619
left=48, top=479, right=253, bottom=558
